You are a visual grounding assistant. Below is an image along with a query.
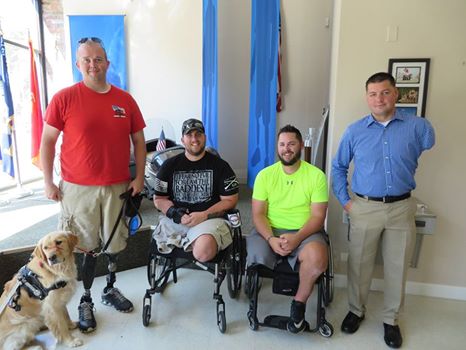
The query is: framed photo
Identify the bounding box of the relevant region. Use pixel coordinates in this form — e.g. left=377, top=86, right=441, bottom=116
left=388, top=58, right=430, bottom=117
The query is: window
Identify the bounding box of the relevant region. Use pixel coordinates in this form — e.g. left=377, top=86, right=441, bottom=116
left=0, top=0, right=66, bottom=250
left=1, top=0, right=44, bottom=189
left=0, top=0, right=66, bottom=190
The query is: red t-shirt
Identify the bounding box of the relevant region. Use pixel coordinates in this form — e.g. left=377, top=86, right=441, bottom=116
left=45, top=82, right=146, bottom=185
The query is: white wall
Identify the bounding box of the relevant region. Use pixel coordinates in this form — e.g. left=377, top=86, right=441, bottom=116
left=63, top=0, right=202, bottom=142
left=328, top=0, right=466, bottom=288
left=217, top=0, right=251, bottom=181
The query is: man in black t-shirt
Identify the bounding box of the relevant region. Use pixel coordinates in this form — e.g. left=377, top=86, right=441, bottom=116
left=153, top=118, right=239, bottom=261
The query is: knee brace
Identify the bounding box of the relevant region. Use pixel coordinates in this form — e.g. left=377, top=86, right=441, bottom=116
left=105, top=254, right=118, bottom=288
left=81, top=254, right=97, bottom=290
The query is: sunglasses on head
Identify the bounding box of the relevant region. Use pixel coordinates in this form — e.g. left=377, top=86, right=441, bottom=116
left=78, top=37, right=103, bottom=44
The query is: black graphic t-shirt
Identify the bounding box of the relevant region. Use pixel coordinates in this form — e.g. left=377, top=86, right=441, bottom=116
left=154, top=151, right=239, bottom=212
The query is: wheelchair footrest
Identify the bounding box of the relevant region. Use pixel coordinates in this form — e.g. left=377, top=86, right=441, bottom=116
left=262, top=315, right=310, bottom=332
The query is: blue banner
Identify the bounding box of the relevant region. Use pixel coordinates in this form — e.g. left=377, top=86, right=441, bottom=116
left=69, top=15, right=126, bottom=90
left=0, top=35, right=15, bottom=178
left=247, top=0, right=280, bottom=188
left=202, top=0, right=218, bottom=150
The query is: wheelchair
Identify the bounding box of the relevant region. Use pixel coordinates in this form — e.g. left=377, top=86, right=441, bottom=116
left=142, top=209, right=244, bottom=333
left=245, top=230, right=334, bottom=337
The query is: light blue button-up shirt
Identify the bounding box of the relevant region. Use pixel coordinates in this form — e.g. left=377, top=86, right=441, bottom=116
left=331, top=110, right=435, bottom=206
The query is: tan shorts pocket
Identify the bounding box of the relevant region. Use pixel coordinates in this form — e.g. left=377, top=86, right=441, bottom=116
left=59, top=214, right=74, bottom=232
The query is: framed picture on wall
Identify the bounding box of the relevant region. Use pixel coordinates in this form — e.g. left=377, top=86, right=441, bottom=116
left=388, top=58, right=430, bottom=117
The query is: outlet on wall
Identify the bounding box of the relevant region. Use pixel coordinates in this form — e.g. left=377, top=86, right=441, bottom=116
left=341, top=252, right=348, bottom=262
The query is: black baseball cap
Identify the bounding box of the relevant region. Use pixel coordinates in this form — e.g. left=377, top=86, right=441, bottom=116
left=182, top=118, right=205, bottom=135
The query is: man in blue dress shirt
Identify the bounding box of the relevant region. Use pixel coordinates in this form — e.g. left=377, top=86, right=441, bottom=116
left=332, top=72, right=435, bottom=348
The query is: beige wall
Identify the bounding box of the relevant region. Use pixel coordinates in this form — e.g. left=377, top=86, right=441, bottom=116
left=218, top=0, right=333, bottom=181
left=327, top=0, right=466, bottom=288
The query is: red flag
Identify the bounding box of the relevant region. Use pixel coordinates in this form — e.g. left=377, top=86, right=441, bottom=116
left=29, top=38, right=43, bottom=169
left=276, top=13, right=283, bottom=113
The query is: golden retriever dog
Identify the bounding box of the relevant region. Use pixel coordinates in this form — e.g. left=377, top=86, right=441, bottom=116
left=0, top=231, right=82, bottom=349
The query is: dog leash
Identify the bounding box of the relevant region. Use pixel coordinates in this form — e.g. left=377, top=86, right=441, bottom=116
left=0, top=279, right=21, bottom=316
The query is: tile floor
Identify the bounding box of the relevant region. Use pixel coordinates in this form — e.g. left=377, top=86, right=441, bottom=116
left=30, top=266, right=466, bottom=350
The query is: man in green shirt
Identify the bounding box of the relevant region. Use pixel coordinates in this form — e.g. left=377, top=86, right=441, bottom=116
left=246, top=124, right=329, bottom=333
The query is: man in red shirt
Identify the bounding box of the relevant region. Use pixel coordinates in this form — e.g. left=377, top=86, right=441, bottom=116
left=40, top=37, right=146, bottom=333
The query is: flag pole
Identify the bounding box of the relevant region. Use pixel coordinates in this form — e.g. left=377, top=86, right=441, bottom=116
left=10, top=117, right=33, bottom=198
left=8, top=30, right=35, bottom=198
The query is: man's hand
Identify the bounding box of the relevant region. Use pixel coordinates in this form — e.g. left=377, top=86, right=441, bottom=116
left=182, top=211, right=208, bottom=227
left=44, top=182, right=61, bottom=202
left=279, top=233, right=301, bottom=252
left=268, top=236, right=291, bottom=256
left=344, top=200, right=353, bottom=213
left=128, top=177, right=144, bottom=196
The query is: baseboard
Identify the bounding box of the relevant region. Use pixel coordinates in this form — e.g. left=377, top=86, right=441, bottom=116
left=334, top=274, right=466, bottom=301
left=0, top=229, right=152, bottom=294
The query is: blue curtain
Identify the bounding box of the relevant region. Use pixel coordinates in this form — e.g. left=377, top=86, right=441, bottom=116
left=69, top=15, right=126, bottom=90
left=202, top=0, right=218, bottom=149
left=247, top=0, right=280, bottom=188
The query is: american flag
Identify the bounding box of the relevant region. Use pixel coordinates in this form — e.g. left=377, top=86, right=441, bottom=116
left=156, top=128, right=166, bottom=152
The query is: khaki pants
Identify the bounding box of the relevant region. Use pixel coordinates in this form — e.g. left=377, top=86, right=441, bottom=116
left=347, top=196, right=416, bottom=325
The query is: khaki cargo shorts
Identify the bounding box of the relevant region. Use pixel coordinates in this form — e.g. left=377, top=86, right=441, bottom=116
left=58, top=181, right=129, bottom=254
left=153, top=215, right=232, bottom=254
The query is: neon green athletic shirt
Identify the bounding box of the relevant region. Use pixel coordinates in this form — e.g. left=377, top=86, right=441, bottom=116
left=252, top=161, right=328, bottom=230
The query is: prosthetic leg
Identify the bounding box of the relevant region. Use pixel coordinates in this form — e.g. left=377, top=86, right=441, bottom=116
left=78, top=253, right=98, bottom=333
left=81, top=253, right=97, bottom=296
left=104, top=253, right=118, bottom=292
left=101, top=253, right=134, bottom=312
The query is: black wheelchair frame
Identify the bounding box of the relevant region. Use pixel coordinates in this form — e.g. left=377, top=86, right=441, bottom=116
left=142, top=209, right=244, bottom=333
left=245, top=230, right=334, bottom=337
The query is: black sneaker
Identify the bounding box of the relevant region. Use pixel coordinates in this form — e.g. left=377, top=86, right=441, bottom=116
left=101, top=287, right=134, bottom=312
left=287, top=299, right=306, bottom=333
left=78, top=296, right=96, bottom=333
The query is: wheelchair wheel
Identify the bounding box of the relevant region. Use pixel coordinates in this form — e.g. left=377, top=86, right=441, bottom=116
left=319, top=321, right=334, bottom=337
left=147, top=255, right=170, bottom=292
left=226, top=268, right=239, bottom=298
left=247, top=310, right=259, bottom=331
left=323, top=237, right=334, bottom=306
left=142, top=304, right=151, bottom=327
left=245, top=267, right=263, bottom=300
left=227, top=248, right=242, bottom=298
left=244, top=269, right=254, bottom=299
left=217, top=310, right=226, bottom=333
